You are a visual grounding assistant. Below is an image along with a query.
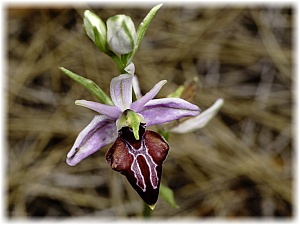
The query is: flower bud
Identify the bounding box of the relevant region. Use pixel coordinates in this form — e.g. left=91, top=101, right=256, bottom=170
left=83, top=10, right=108, bottom=52
left=107, top=15, right=137, bottom=55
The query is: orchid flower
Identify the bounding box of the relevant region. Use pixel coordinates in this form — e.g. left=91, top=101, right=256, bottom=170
left=62, top=4, right=223, bottom=210
left=66, top=63, right=200, bottom=207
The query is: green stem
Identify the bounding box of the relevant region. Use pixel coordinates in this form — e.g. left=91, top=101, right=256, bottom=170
left=143, top=202, right=152, bottom=218
left=106, top=50, right=126, bottom=73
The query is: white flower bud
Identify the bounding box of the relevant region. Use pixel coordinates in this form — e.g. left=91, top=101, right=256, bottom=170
left=107, top=15, right=137, bottom=55
left=83, top=10, right=108, bottom=52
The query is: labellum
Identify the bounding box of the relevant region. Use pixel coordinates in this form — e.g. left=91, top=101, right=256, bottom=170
left=106, top=124, right=169, bottom=207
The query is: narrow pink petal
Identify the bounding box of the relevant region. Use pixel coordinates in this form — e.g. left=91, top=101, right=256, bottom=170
left=130, top=80, right=167, bottom=112
left=110, top=74, right=133, bottom=111
left=139, top=98, right=200, bottom=127
left=75, top=100, right=121, bottom=120
left=66, top=115, right=117, bottom=166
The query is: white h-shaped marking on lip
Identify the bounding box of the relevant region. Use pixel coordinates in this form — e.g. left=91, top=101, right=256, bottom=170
left=125, top=139, right=158, bottom=192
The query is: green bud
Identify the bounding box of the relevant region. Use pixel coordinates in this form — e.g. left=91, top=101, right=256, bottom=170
left=84, top=10, right=108, bottom=52
left=107, top=15, right=137, bottom=55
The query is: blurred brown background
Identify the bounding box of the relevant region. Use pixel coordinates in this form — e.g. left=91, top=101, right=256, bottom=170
left=7, top=3, right=293, bottom=219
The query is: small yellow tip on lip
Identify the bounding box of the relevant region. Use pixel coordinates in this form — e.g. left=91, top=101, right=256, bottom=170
left=74, top=100, right=83, bottom=106
left=148, top=204, right=156, bottom=210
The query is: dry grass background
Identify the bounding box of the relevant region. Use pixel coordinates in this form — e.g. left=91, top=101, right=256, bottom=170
left=6, top=3, right=293, bottom=219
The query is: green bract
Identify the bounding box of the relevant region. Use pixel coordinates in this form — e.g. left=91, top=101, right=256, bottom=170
left=84, top=10, right=108, bottom=53
left=124, top=3, right=162, bottom=66
left=59, top=67, right=113, bottom=105
left=107, top=15, right=137, bottom=55
left=159, top=183, right=179, bottom=208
